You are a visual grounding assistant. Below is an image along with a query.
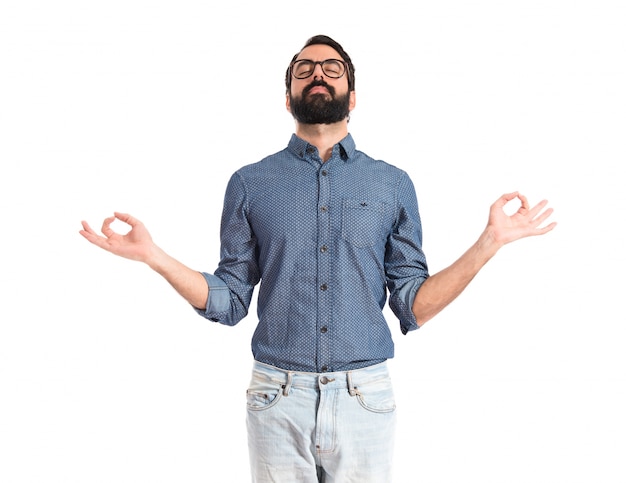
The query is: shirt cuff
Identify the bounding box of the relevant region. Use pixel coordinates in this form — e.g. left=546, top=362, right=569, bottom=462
left=396, top=277, right=428, bottom=334
left=193, top=272, right=231, bottom=322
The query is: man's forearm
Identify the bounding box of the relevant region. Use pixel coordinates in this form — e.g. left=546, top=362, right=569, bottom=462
left=146, top=245, right=209, bottom=310
left=412, top=229, right=501, bottom=326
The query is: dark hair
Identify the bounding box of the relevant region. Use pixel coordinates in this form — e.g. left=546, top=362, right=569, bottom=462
left=285, top=35, right=356, bottom=93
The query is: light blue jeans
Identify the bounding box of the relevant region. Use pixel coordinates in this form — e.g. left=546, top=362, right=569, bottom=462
left=246, top=361, right=397, bottom=482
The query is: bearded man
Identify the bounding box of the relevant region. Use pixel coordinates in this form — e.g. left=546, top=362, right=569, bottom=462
left=80, top=35, right=555, bottom=482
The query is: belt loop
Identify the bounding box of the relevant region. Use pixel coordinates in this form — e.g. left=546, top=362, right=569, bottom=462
left=347, top=371, right=360, bottom=397
left=282, top=372, right=293, bottom=396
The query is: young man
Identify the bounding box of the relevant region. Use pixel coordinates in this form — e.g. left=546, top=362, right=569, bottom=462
left=80, top=35, right=555, bottom=482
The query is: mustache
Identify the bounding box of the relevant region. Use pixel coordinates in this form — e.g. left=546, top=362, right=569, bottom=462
left=303, top=79, right=336, bottom=97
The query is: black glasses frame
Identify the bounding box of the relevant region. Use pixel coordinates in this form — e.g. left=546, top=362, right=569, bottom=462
left=290, top=59, right=348, bottom=80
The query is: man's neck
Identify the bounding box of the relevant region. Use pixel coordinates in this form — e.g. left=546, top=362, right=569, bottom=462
left=295, top=120, right=349, bottom=162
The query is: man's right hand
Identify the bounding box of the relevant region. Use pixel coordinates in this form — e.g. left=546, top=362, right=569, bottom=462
left=79, top=212, right=157, bottom=264
left=80, top=212, right=210, bottom=309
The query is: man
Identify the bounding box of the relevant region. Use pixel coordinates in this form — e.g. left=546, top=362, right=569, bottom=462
left=80, top=35, right=555, bottom=482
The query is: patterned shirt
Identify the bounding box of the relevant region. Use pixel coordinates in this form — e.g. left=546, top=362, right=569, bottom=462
left=196, top=134, right=429, bottom=372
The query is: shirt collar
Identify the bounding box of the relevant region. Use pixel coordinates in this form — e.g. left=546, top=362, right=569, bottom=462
left=288, top=133, right=356, bottom=163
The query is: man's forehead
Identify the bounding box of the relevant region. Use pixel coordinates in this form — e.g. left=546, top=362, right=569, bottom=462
left=296, top=44, right=342, bottom=61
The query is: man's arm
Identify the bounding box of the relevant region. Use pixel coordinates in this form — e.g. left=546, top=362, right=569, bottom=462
left=79, top=212, right=208, bottom=309
left=412, top=192, right=556, bottom=326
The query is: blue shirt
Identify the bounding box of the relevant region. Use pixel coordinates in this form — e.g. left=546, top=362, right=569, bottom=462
left=196, top=134, right=429, bottom=372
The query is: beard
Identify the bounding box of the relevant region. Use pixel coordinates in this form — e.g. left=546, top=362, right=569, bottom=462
left=289, top=80, right=351, bottom=125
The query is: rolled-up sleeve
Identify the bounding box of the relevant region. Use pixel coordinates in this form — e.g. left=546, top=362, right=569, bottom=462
left=194, top=172, right=260, bottom=326
left=385, top=172, right=429, bottom=334
left=193, top=272, right=232, bottom=322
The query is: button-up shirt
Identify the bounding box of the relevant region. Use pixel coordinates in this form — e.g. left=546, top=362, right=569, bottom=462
left=196, top=134, right=429, bottom=372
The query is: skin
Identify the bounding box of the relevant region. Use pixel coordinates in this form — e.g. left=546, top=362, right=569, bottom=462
left=80, top=43, right=556, bottom=326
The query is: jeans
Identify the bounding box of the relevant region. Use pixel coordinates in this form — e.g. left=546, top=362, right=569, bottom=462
left=246, top=361, right=397, bottom=482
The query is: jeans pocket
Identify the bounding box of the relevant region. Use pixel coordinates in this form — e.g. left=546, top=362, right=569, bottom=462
left=341, top=199, right=385, bottom=248
left=355, top=377, right=396, bottom=414
left=246, top=376, right=283, bottom=411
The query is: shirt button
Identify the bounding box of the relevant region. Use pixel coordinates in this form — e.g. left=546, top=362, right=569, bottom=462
left=320, top=283, right=328, bottom=291
left=320, top=326, right=328, bottom=334
left=306, top=147, right=315, bottom=154
left=320, top=245, right=328, bottom=253
left=320, top=206, right=328, bottom=213
left=321, top=365, right=329, bottom=372
left=321, top=170, right=328, bottom=176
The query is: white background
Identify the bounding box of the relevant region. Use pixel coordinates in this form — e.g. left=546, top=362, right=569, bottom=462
left=1, top=1, right=624, bottom=481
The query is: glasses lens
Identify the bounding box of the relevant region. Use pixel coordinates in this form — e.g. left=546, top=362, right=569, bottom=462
left=321, top=60, right=345, bottom=78
left=292, top=60, right=315, bottom=79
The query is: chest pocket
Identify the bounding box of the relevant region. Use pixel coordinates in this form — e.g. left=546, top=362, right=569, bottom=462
left=341, top=199, right=386, bottom=248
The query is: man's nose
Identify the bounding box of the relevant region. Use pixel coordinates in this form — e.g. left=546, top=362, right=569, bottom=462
left=312, top=62, right=325, bottom=78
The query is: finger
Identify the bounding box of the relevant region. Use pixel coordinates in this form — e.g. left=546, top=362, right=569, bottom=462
left=493, top=191, right=519, bottom=209
left=518, top=194, right=530, bottom=211
left=530, top=206, right=554, bottom=226
left=114, top=212, right=141, bottom=227
left=531, top=221, right=557, bottom=236
left=79, top=227, right=111, bottom=249
left=100, top=215, right=117, bottom=237
left=80, top=220, right=97, bottom=235
left=527, top=199, right=550, bottom=219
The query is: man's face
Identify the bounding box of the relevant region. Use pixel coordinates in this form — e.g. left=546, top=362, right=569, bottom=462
left=287, top=44, right=355, bottom=125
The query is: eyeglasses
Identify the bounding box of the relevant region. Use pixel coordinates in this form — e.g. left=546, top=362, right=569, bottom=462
left=290, top=59, right=347, bottom=80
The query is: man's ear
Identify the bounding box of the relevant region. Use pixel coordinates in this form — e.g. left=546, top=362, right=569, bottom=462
left=286, top=93, right=291, bottom=113
left=349, top=90, right=356, bottom=112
